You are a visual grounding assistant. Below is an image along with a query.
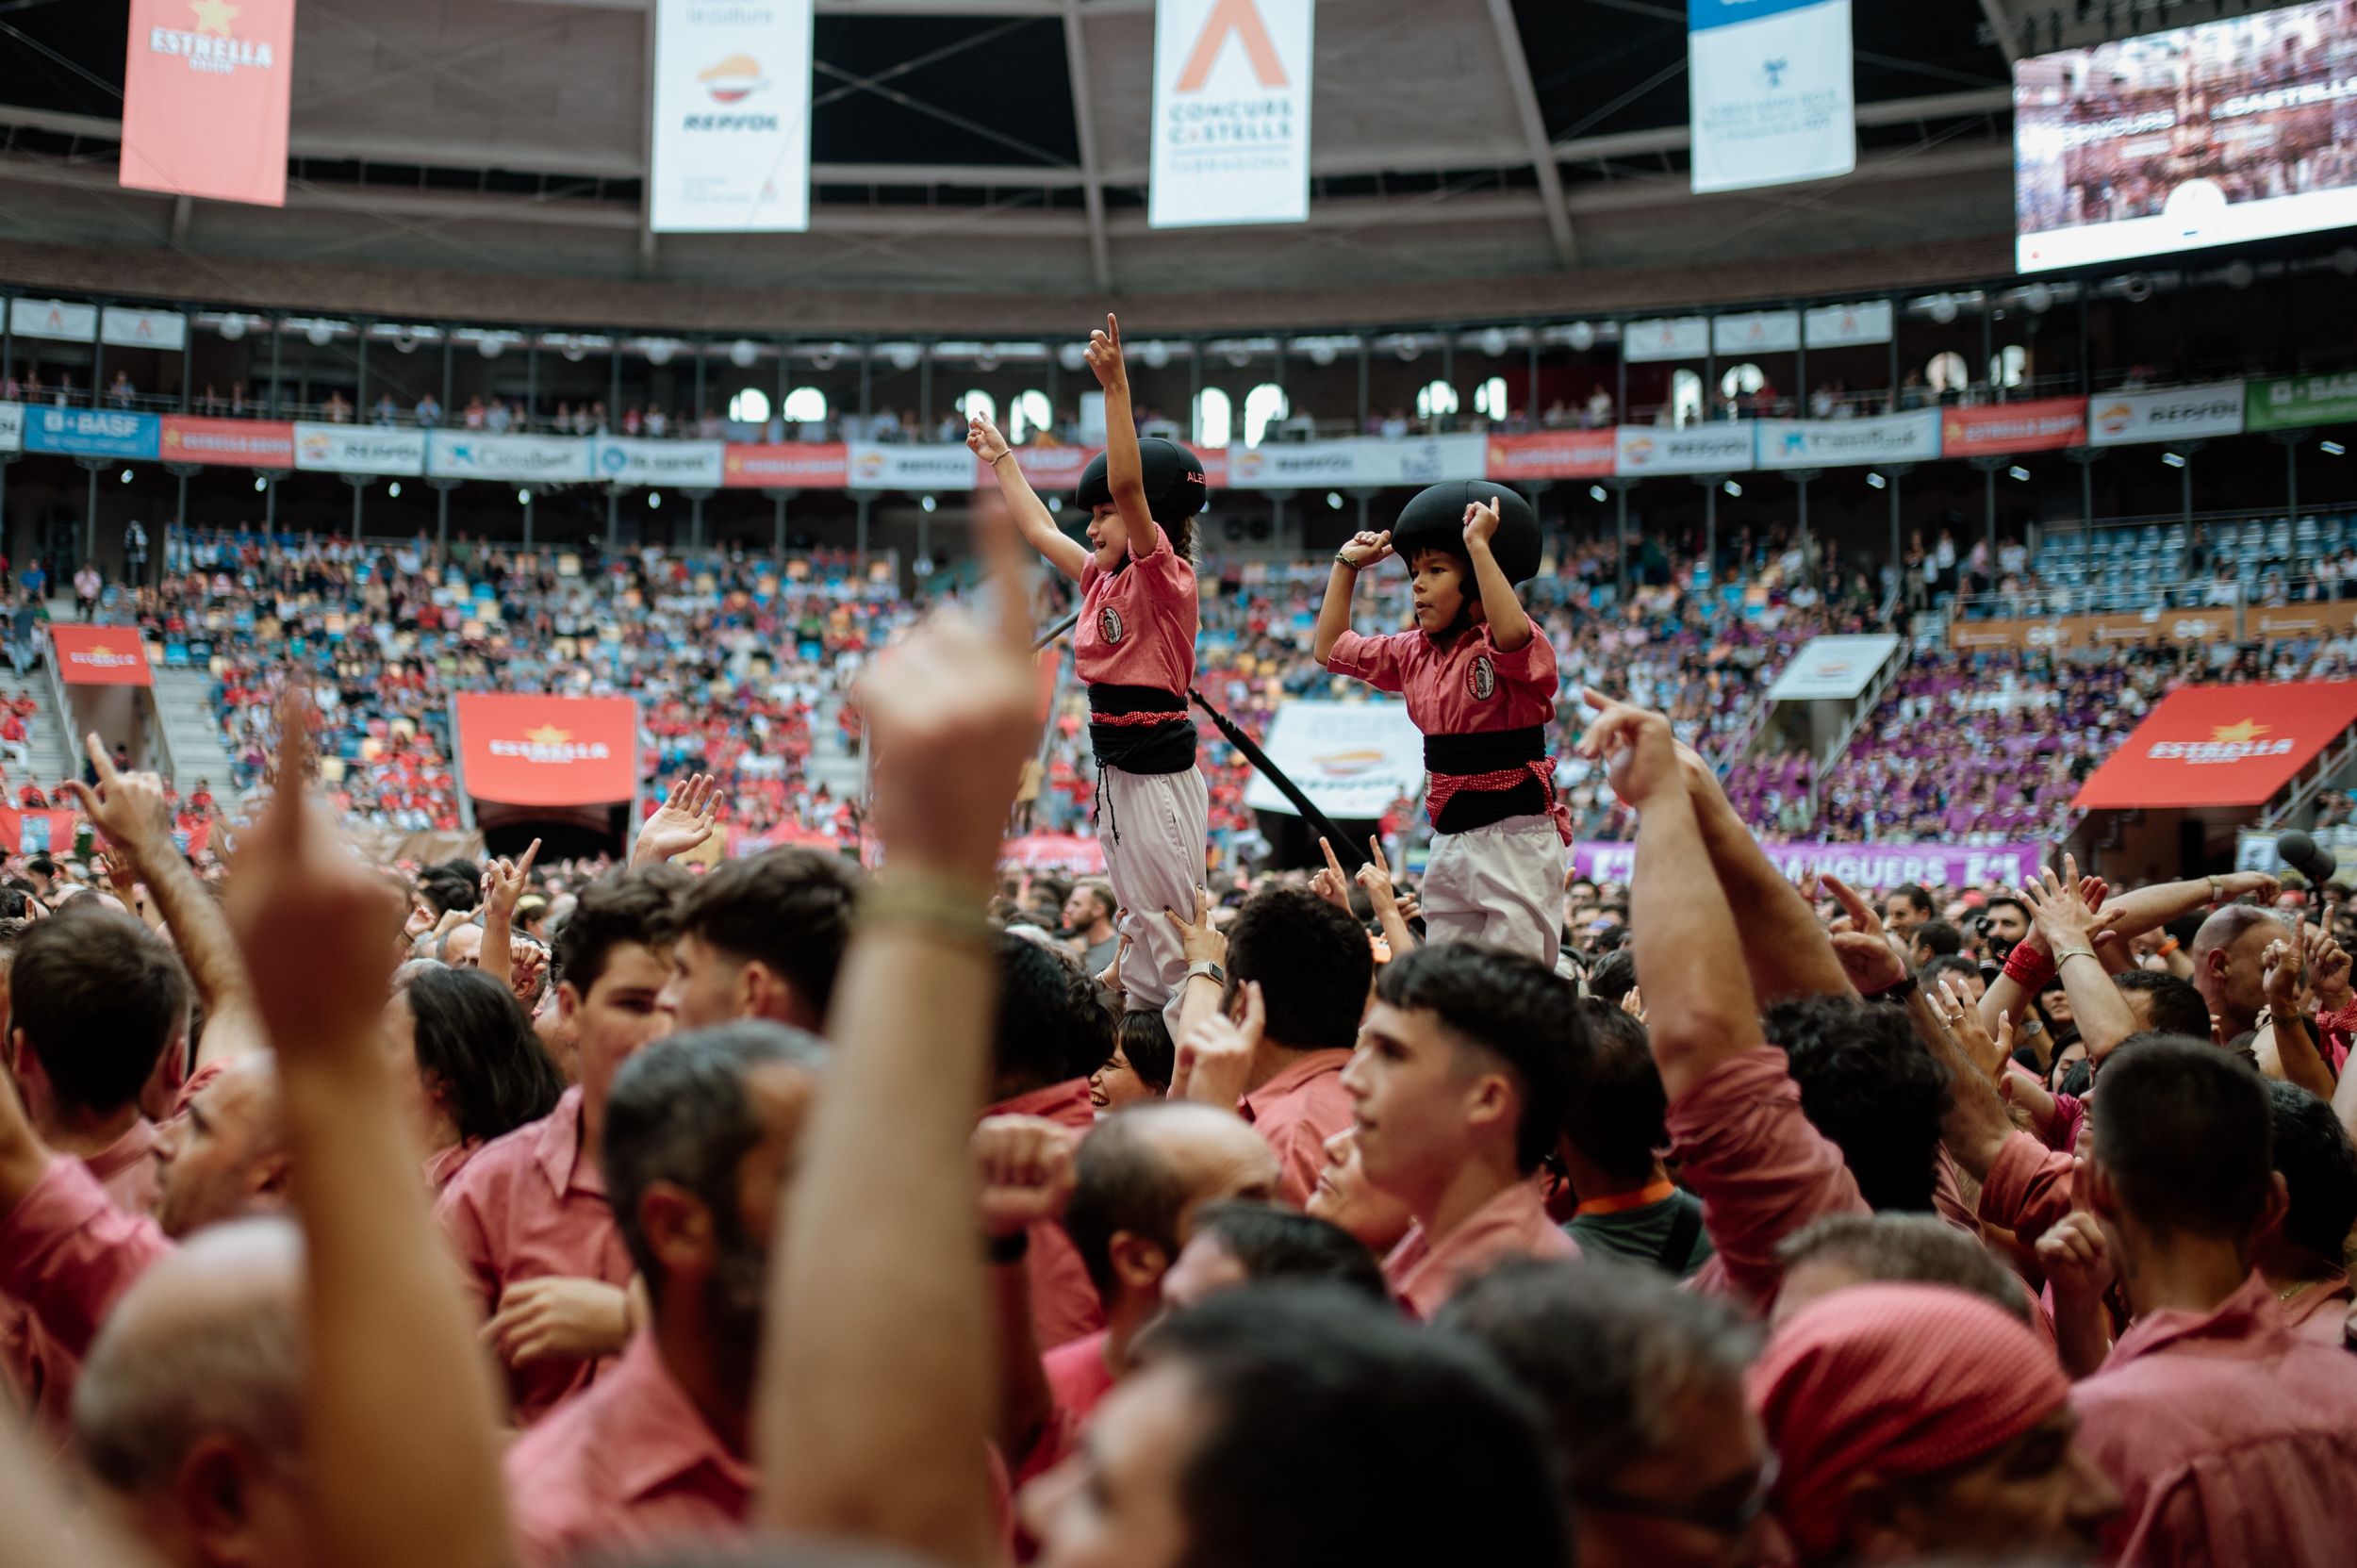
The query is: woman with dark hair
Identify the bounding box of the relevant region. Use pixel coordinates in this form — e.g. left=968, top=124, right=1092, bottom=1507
left=386, top=964, right=566, bottom=1191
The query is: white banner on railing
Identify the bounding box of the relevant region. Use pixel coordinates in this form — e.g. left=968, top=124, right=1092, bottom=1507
left=1148, top=0, right=1317, bottom=228
left=1623, top=315, right=1711, bottom=362
left=1689, top=0, right=1856, bottom=195
left=293, top=422, right=423, bottom=476
left=1613, top=422, right=1756, bottom=475
left=1755, top=408, right=1941, bottom=469
left=0, top=403, right=21, bottom=454
left=98, top=305, right=188, bottom=351
left=1226, top=434, right=1487, bottom=489
left=650, top=0, right=814, bottom=233
left=846, top=442, right=979, bottom=491
left=592, top=437, right=726, bottom=487
left=8, top=299, right=96, bottom=342
left=425, top=431, right=593, bottom=483
left=1242, top=701, right=1425, bottom=819
left=1712, top=310, right=1800, bottom=355
left=1804, top=299, right=1893, bottom=347
left=2085, top=383, right=2248, bottom=446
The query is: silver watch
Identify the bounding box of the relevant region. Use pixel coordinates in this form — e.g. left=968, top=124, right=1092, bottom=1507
left=1184, top=961, right=1227, bottom=986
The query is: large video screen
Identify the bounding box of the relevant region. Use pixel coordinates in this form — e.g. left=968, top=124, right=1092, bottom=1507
left=2015, top=0, right=2357, bottom=272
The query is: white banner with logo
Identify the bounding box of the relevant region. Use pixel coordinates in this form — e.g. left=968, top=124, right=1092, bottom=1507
left=1765, top=634, right=1902, bottom=701
left=1148, top=0, right=1316, bottom=227
left=425, top=432, right=593, bottom=483
left=1755, top=408, right=1941, bottom=470
left=1242, top=701, right=1426, bottom=819
left=592, top=437, right=725, bottom=487
left=1804, top=299, right=1893, bottom=347
left=1623, top=315, right=1710, bottom=362
left=1689, top=0, right=1856, bottom=195
left=293, top=422, right=422, bottom=475
left=1613, top=422, right=1756, bottom=476
left=1712, top=309, right=1800, bottom=355
left=99, top=305, right=188, bottom=351
left=650, top=0, right=814, bottom=233
left=846, top=442, right=979, bottom=491
left=8, top=299, right=96, bottom=342
left=2085, top=384, right=2248, bottom=447
left=1225, top=434, right=1486, bottom=489
left=0, top=403, right=20, bottom=454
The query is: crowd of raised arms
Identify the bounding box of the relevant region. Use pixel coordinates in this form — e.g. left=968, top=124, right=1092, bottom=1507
left=4, top=314, right=2357, bottom=1568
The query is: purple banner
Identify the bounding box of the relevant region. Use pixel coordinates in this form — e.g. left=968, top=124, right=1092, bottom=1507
left=1570, top=840, right=2049, bottom=891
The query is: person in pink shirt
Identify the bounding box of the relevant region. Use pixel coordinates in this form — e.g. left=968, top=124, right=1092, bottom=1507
left=507, top=1020, right=827, bottom=1567
left=654, top=847, right=859, bottom=1032
left=1305, top=1125, right=1416, bottom=1256
left=384, top=965, right=565, bottom=1194
left=1169, top=887, right=1371, bottom=1206
left=2255, top=1081, right=2357, bottom=1340
left=1341, top=943, right=1578, bottom=1318
left=436, top=869, right=680, bottom=1425
left=2067, top=1035, right=2357, bottom=1567
left=970, top=316, right=1210, bottom=1030
left=1316, top=482, right=1566, bottom=966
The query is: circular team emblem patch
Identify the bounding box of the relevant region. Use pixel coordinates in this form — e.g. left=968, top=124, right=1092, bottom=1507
left=1097, top=606, right=1126, bottom=644
left=1467, top=653, right=1497, bottom=701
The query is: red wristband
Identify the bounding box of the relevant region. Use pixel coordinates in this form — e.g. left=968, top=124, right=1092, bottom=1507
left=2003, top=942, right=2057, bottom=992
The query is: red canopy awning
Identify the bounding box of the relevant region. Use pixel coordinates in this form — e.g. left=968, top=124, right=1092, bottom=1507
left=2073, top=682, right=2357, bottom=811
left=453, top=694, right=638, bottom=807
left=50, top=625, right=153, bottom=687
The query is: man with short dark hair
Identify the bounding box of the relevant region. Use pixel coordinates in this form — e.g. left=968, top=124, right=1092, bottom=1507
left=1908, top=918, right=1962, bottom=970
left=1980, top=894, right=2033, bottom=958
left=1586, top=947, right=1638, bottom=1007
left=1341, top=943, right=1579, bottom=1317
left=2256, top=1081, right=2357, bottom=1341
left=657, top=848, right=859, bottom=1032
left=1882, top=883, right=1935, bottom=937
left=507, top=1021, right=827, bottom=1566
left=437, top=867, right=680, bottom=1425
left=1559, top=1000, right=1711, bottom=1278
left=1919, top=952, right=1986, bottom=1003
left=2070, top=1035, right=2357, bottom=1564
left=2113, top=968, right=2212, bottom=1042
left=1157, top=1200, right=1388, bottom=1311
left=1442, top=1257, right=1772, bottom=1568
left=1062, top=878, right=1118, bottom=982
left=1772, top=1212, right=2035, bottom=1328
left=1758, top=997, right=1952, bottom=1218
left=1022, top=1284, right=1568, bottom=1568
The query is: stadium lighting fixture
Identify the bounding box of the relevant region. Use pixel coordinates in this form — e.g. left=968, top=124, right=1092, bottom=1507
left=920, top=495, right=937, bottom=514
left=2009, top=466, right=2032, bottom=482
left=1048, top=497, right=1063, bottom=513
left=1866, top=471, right=1886, bottom=489
left=649, top=492, right=662, bottom=508
left=1724, top=480, right=1742, bottom=497
left=517, top=488, right=532, bottom=504
left=1589, top=485, right=1607, bottom=503
left=254, top=476, right=267, bottom=492
left=120, top=469, right=133, bottom=484
left=1327, top=491, right=1343, bottom=509
left=388, top=482, right=402, bottom=498
left=2161, top=452, right=2186, bottom=469
left=2323, top=441, right=2347, bottom=457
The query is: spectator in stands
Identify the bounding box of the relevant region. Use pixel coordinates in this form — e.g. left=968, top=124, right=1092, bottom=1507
left=414, top=391, right=441, bottom=426
left=1559, top=1000, right=1713, bottom=1278
left=373, top=394, right=398, bottom=426
left=659, top=848, right=859, bottom=1032
left=106, top=371, right=134, bottom=409
left=322, top=390, right=352, bottom=424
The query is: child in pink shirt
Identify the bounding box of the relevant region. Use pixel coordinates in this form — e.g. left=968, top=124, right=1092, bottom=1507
left=971, top=315, right=1210, bottom=1026
left=1314, top=482, right=1567, bottom=967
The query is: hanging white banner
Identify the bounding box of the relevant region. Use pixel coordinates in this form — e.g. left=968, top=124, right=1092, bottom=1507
left=1226, top=434, right=1488, bottom=489
left=1711, top=310, right=1800, bottom=355
left=100, top=306, right=189, bottom=351
left=0, top=403, right=21, bottom=454
left=1804, top=299, right=1893, bottom=348
left=650, top=0, right=814, bottom=233
left=1623, top=316, right=1710, bottom=362
left=847, top=442, right=980, bottom=491
left=1689, top=0, right=1857, bottom=195
left=1148, top=0, right=1317, bottom=228
left=425, top=431, right=593, bottom=483
left=1755, top=408, right=1941, bottom=469
left=8, top=299, right=96, bottom=342
left=592, top=437, right=726, bottom=487
left=294, top=423, right=424, bottom=476
left=1613, top=423, right=1756, bottom=475
left=2085, top=384, right=2248, bottom=447
left=1242, top=701, right=1426, bottom=819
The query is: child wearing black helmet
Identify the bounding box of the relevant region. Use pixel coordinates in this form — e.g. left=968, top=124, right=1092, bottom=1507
left=969, top=314, right=1210, bottom=1028
left=1311, top=481, right=1568, bottom=967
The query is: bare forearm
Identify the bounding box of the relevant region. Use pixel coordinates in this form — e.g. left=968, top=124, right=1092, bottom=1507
left=1103, top=387, right=1156, bottom=553
left=1908, top=990, right=2013, bottom=1180
left=1312, top=564, right=1359, bottom=663
left=139, top=844, right=254, bottom=1018
left=2053, top=950, right=2135, bottom=1061
left=760, top=920, right=997, bottom=1567
left=282, top=1049, right=512, bottom=1568
left=990, top=1260, right=1053, bottom=1466
left=2269, top=1011, right=2337, bottom=1099
left=1466, top=540, right=1530, bottom=652
left=2100, top=877, right=2217, bottom=939
left=2050, top=1287, right=2115, bottom=1380
left=1372, top=898, right=1417, bottom=958
left=1631, top=784, right=1764, bottom=1101
left=480, top=911, right=513, bottom=993
left=987, top=454, right=1087, bottom=584
left=1687, top=779, right=1852, bottom=1002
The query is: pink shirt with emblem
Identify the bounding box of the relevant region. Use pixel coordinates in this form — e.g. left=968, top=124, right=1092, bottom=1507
left=505, top=1331, right=751, bottom=1568
left=981, top=1079, right=1104, bottom=1350
left=2074, top=1271, right=2357, bottom=1568
left=1072, top=523, right=1196, bottom=697
left=0, top=1154, right=175, bottom=1435
left=434, top=1085, right=635, bottom=1426
left=1238, top=1048, right=1357, bottom=1209
left=1383, top=1178, right=1578, bottom=1320
left=1324, top=622, right=1558, bottom=739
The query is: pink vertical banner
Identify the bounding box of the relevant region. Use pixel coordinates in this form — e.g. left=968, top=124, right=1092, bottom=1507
left=121, top=0, right=296, bottom=207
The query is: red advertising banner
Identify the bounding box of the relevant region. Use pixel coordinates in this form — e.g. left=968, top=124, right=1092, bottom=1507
left=453, top=694, right=639, bottom=807
left=1938, top=398, right=2087, bottom=457
left=121, top=0, right=295, bottom=207
left=50, top=625, right=154, bottom=687
left=160, top=415, right=295, bottom=467
left=1485, top=430, right=1618, bottom=480
left=1002, top=445, right=1103, bottom=489
left=0, top=807, right=78, bottom=855
left=722, top=442, right=849, bottom=488
left=2073, top=682, right=2357, bottom=811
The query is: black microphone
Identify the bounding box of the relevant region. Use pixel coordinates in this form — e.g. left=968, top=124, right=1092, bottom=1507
left=2275, top=829, right=2340, bottom=890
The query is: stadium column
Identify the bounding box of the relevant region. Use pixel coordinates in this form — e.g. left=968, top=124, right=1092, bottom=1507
left=1881, top=463, right=1916, bottom=587
left=1694, top=473, right=1723, bottom=582
left=430, top=477, right=459, bottom=551
left=2172, top=440, right=2204, bottom=535
left=606, top=486, right=619, bottom=551
left=764, top=487, right=795, bottom=559
left=343, top=472, right=369, bottom=537
left=1603, top=476, right=1639, bottom=598
left=0, top=453, right=13, bottom=560
left=852, top=489, right=876, bottom=561
left=268, top=316, right=284, bottom=418
left=166, top=464, right=198, bottom=581
left=1786, top=468, right=1821, bottom=567
left=1358, top=336, right=1371, bottom=429
left=2066, top=447, right=2101, bottom=562
left=684, top=487, right=714, bottom=551
left=1968, top=455, right=2005, bottom=593
left=76, top=457, right=104, bottom=564
left=2270, top=431, right=2301, bottom=530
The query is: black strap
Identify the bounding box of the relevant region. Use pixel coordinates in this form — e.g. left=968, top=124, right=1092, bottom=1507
left=1655, top=1194, right=1704, bottom=1274
left=1089, top=719, right=1196, bottom=776
left=1424, top=725, right=1546, bottom=774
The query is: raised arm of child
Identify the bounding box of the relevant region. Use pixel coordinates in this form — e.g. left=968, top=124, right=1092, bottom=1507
left=1462, top=496, right=1532, bottom=652
left=1313, top=530, right=1393, bottom=663
left=1082, top=313, right=1160, bottom=560
left=969, top=410, right=1089, bottom=584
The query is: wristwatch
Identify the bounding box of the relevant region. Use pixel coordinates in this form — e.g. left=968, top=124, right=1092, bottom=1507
left=1184, top=960, right=1228, bottom=986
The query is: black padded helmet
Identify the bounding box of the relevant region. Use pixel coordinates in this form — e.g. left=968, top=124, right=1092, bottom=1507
left=1077, top=437, right=1210, bottom=526
left=1389, top=481, right=1542, bottom=586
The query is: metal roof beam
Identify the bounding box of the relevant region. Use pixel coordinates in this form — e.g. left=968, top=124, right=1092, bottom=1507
left=1484, top=0, right=1576, bottom=267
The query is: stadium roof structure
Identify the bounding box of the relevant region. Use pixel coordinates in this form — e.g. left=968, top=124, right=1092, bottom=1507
left=0, top=0, right=2038, bottom=324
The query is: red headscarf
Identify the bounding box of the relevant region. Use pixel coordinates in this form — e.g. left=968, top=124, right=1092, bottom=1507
left=1749, top=1282, right=2070, bottom=1561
